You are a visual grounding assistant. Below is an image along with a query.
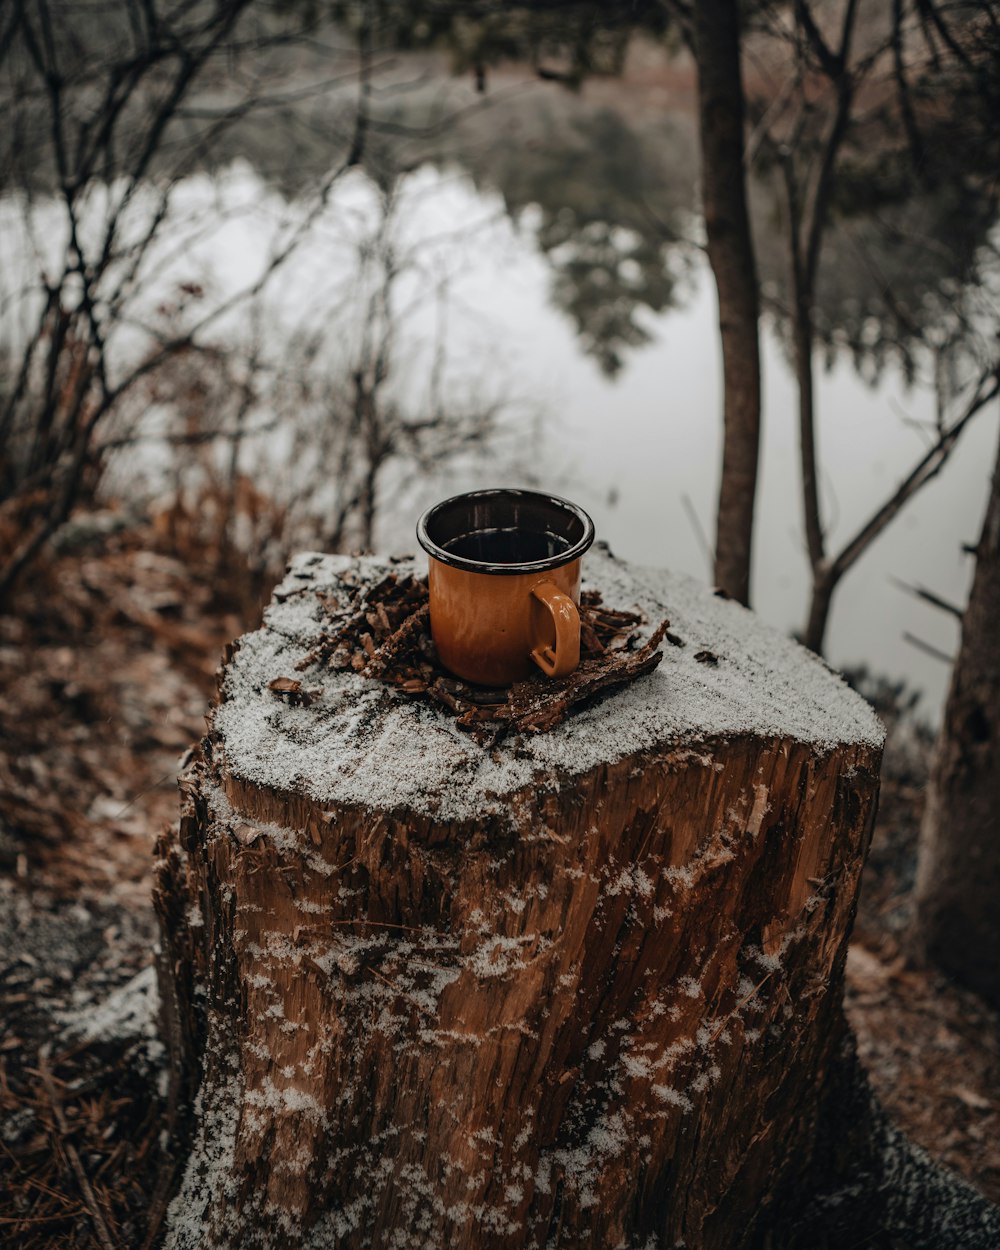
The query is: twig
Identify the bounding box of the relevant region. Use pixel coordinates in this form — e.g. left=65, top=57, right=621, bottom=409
left=902, top=631, right=954, bottom=665
left=37, top=1046, right=118, bottom=1250
left=681, top=492, right=714, bottom=577
left=366, top=604, right=430, bottom=678
left=365, top=965, right=435, bottom=1020
left=831, top=371, right=999, bottom=581
left=305, top=574, right=667, bottom=745
left=111, top=772, right=175, bottom=821
left=889, top=576, right=963, bottom=619
left=709, top=971, right=775, bottom=1045
left=139, top=1161, right=178, bottom=1250
left=328, top=918, right=427, bottom=933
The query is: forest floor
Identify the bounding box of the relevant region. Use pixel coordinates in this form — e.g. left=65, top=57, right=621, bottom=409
left=1, top=503, right=998, bottom=1248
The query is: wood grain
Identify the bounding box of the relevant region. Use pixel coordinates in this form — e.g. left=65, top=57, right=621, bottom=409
left=154, top=556, right=882, bottom=1250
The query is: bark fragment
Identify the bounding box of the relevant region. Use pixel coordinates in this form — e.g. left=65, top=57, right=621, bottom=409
left=296, top=573, right=667, bottom=745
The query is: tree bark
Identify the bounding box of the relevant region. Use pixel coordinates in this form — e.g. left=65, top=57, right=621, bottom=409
left=791, top=272, right=825, bottom=576
left=154, top=549, right=887, bottom=1250
left=802, top=564, right=835, bottom=655
left=914, top=425, right=1000, bottom=1007
left=693, top=0, right=763, bottom=608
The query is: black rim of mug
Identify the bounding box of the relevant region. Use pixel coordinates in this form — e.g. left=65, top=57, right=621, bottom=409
left=416, top=488, right=596, bottom=576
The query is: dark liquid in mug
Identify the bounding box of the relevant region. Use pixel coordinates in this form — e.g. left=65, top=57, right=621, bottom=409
left=442, top=527, right=572, bottom=565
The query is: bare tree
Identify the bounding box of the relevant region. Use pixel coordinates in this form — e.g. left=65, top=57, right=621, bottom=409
left=269, top=172, right=504, bottom=555
left=675, top=0, right=764, bottom=607
left=749, top=0, right=998, bottom=652
left=0, top=0, right=373, bottom=602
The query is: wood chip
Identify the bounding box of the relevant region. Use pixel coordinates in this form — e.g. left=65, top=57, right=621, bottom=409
left=953, top=1087, right=992, bottom=1111
left=269, top=676, right=302, bottom=695
left=297, top=574, right=669, bottom=746
left=267, top=675, right=316, bottom=706
left=233, top=823, right=260, bottom=847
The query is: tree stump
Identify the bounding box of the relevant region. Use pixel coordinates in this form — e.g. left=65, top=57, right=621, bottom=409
left=154, top=548, right=884, bottom=1250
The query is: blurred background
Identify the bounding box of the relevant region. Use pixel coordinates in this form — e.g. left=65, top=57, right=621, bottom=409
left=1, top=0, right=997, bottom=714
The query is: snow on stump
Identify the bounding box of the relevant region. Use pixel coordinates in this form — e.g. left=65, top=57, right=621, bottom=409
left=153, top=547, right=884, bottom=1250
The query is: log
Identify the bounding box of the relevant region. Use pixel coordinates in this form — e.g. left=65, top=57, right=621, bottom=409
left=153, top=547, right=884, bottom=1250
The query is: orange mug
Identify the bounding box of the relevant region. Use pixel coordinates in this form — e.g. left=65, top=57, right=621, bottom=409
left=416, top=488, right=595, bottom=687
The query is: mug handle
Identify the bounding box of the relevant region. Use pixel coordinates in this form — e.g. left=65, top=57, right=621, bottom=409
left=530, top=583, right=581, bottom=678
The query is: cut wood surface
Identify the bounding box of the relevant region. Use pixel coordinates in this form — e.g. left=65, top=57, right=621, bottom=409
left=154, top=547, right=884, bottom=1250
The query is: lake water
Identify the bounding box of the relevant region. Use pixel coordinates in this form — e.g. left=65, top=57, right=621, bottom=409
left=2, top=153, right=994, bottom=723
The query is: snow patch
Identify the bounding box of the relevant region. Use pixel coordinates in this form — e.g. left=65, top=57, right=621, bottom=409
left=652, top=1085, right=694, bottom=1112
left=59, top=965, right=159, bottom=1047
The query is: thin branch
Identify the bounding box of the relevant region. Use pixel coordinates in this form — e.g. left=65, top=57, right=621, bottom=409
left=892, top=0, right=927, bottom=177
left=681, top=491, right=714, bottom=576
left=745, top=65, right=801, bottom=169
left=902, top=630, right=955, bottom=664
left=173, top=64, right=392, bottom=122
left=37, top=1046, right=118, bottom=1250
left=795, top=0, right=841, bottom=77
left=915, top=0, right=977, bottom=72
left=96, top=418, right=279, bottom=452
left=802, top=0, right=861, bottom=293
left=890, top=575, right=964, bottom=618
left=93, top=6, right=252, bottom=279
left=657, top=0, right=693, bottom=48
left=346, top=0, right=372, bottom=167
left=831, top=370, right=999, bottom=579
left=93, top=148, right=359, bottom=415
left=0, top=285, right=59, bottom=459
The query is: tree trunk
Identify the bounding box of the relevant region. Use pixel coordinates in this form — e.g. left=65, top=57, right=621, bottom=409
left=153, top=548, right=885, bottom=1249
left=693, top=0, right=763, bottom=608
left=914, top=427, right=1000, bottom=1007
left=788, top=257, right=835, bottom=657
left=791, top=283, right=841, bottom=658
left=802, top=564, right=836, bottom=655
left=792, top=290, right=823, bottom=575
left=774, top=1030, right=1000, bottom=1248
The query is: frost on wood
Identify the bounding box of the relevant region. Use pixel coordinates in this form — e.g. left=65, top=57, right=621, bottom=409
left=155, top=550, right=884, bottom=1250
left=214, top=547, right=883, bottom=824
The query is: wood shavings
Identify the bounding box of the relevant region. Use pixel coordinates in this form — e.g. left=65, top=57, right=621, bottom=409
left=296, top=574, right=667, bottom=745
left=268, top=677, right=317, bottom=706
left=215, top=551, right=884, bottom=824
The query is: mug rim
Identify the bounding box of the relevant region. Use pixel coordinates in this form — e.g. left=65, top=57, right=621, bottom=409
left=416, top=487, right=596, bottom=576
